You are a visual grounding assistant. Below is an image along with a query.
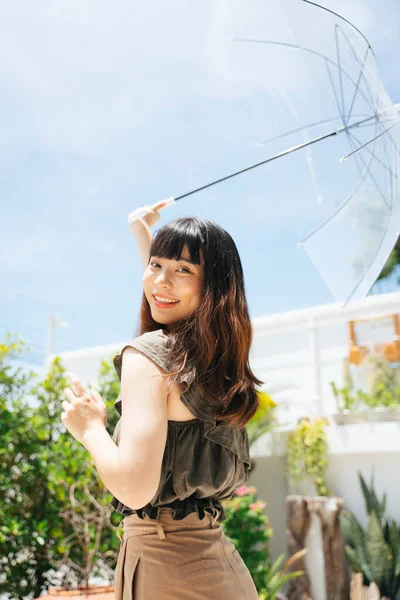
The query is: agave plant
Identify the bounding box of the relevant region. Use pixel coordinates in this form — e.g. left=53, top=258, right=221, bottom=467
left=339, top=472, right=400, bottom=599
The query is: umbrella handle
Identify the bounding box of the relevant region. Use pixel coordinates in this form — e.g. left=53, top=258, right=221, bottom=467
left=127, top=197, right=176, bottom=225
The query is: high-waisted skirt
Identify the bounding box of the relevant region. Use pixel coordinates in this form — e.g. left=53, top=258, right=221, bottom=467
left=114, top=506, right=259, bottom=599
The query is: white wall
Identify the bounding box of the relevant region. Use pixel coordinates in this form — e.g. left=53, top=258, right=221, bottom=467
left=47, top=341, right=123, bottom=387
left=251, top=290, right=400, bottom=423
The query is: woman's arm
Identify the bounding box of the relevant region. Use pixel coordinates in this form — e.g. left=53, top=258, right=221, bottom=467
left=130, top=218, right=153, bottom=271
left=83, top=349, right=168, bottom=509
left=130, top=201, right=167, bottom=270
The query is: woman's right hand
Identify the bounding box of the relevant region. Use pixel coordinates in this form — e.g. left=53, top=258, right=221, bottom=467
left=129, top=200, right=169, bottom=233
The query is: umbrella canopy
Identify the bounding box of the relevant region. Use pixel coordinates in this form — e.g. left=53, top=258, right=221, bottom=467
left=123, top=0, right=399, bottom=305
left=223, top=0, right=400, bottom=305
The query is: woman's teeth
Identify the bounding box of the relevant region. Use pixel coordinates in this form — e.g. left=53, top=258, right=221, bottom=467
left=154, top=296, right=179, bottom=304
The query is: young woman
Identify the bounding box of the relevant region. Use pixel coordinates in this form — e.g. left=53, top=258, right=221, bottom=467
left=62, top=203, right=263, bottom=599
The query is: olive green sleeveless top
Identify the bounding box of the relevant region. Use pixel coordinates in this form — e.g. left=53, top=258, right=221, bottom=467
left=110, top=328, right=251, bottom=523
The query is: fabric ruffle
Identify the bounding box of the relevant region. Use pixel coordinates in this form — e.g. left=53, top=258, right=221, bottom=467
left=110, top=494, right=227, bottom=523
left=202, top=419, right=251, bottom=469
left=113, top=328, right=171, bottom=381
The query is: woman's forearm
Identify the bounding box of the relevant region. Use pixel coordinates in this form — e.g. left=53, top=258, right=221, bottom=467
left=131, top=218, right=153, bottom=270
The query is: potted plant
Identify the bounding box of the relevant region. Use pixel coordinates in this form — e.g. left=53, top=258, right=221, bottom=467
left=286, top=417, right=330, bottom=497
left=339, top=472, right=400, bottom=600
left=331, top=352, right=400, bottom=425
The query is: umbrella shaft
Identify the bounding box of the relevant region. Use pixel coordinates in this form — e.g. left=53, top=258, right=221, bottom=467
left=175, top=114, right=377, bottom=202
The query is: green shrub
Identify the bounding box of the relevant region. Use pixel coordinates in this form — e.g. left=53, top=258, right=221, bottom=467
left=0, top=334, right=122, bottom=600
left=222, top=485, right=273, bottom=592
left=221, top=485, right=304, bottom=597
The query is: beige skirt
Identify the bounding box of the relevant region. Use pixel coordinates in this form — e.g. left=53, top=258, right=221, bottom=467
left=114, top=506, right=259, bottom=599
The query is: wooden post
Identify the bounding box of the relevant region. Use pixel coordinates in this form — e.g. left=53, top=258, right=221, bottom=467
left=285, top=496, right=312, bottom=600
left=285, top=496, right=350, bottom=600
left=310, top=497, right=350, bottom=600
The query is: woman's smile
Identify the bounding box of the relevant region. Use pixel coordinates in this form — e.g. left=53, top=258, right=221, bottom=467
left=152, top=294, right=180, bottom=308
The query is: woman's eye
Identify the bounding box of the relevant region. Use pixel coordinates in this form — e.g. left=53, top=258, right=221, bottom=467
left=149, top=260, right=191, bottom=273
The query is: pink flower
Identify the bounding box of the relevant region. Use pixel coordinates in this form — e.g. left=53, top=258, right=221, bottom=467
left=235, top=486, right=249, bottom=496
left=249, top=501, right=266, bottom=511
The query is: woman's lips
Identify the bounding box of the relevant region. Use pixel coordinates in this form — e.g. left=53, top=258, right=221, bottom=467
left=152, top=295, right=180, bottom=309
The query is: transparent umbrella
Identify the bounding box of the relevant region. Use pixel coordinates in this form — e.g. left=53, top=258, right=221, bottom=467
left=128, top=0, right=399, bottom=306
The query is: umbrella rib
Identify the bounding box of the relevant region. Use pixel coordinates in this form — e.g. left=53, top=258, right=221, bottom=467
left=302, top=0, right=373, bottom=52
left=346, top=130, right=390, bottom=210
left=257, top=114, right=371, bottom=147
left=346, top=109, right=386, bottom=209
left=275, top=81, right=324, bottom=203
left=326, top=59, right=343, bottom=121
left=335, top=25, right=346, bottom=125
left=349, top=129, right=400, bottom=180
left=257, top=112, right=395, bottom=148
left=345, top=46, right=372, bottom=127
left=343, top=206, right=393, bottom=307
left=232, top=38, right=380, bottom=125
left=360, top=79, right=400, bottom=154
left=338, top=25, right=381, bottom=103
left=346, top=117, right=397, bottom=130
left=383, top=135, right=394, bottom=211
left=298, top=140, right=375, bottom=246
left=341, top=120, right=400, bottom=162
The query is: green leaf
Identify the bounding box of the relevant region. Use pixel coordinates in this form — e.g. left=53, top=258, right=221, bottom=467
left=358, top=472, right=385, bottom=522
left=365, top=512, right=393, bottom=591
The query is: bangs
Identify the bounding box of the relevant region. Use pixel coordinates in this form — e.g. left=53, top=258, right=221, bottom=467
left=150, top=219, right=204, bottom=265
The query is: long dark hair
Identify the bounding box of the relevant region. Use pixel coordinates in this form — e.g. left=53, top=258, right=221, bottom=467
left=137, top=217, right=263, bottom=429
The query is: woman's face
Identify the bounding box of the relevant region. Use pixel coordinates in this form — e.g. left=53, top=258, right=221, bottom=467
left=143, top=244, right=204, bottom=330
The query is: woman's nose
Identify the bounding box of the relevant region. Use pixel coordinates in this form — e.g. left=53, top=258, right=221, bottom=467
left=154, top=269, right=172, bottom=285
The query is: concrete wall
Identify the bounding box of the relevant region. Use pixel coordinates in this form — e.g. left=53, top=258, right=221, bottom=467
left=247, top=455, right=289, bottom=561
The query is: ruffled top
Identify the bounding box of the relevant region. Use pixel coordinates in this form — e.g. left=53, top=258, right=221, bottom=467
left=109, top=328, right=251, bottom=523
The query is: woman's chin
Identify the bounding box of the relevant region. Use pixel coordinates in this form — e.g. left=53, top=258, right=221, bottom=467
left=151, top=309, right=173, bottom=323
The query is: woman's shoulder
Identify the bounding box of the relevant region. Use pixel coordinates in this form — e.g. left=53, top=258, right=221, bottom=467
left=113, top=328, right=171, bottom=379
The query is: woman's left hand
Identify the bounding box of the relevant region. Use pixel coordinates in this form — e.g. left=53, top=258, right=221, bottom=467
left=62, top=372, right=108, bottom=446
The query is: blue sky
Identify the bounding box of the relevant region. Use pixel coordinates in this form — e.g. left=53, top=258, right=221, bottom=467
left=1, top=0, right=399, bottom=367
